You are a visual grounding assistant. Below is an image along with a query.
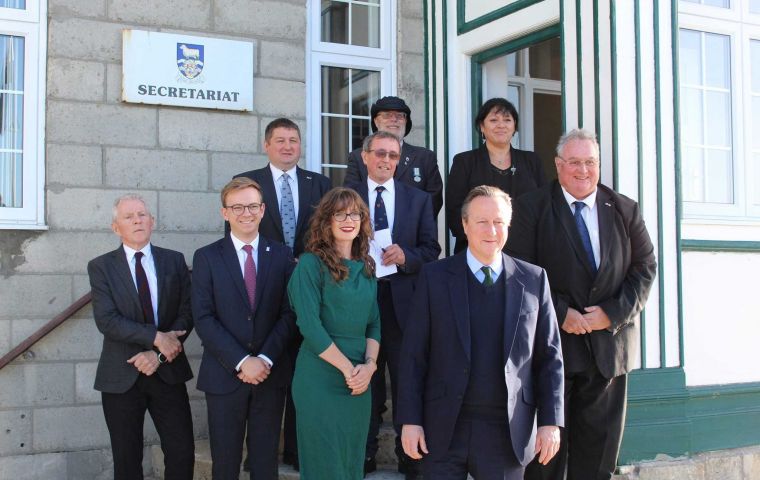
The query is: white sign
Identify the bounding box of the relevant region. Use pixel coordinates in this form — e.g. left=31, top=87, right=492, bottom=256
left=122, top=29, right=254, bottom=111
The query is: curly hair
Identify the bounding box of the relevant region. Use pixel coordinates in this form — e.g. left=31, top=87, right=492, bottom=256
left=305, top=187, right=375, bottom=282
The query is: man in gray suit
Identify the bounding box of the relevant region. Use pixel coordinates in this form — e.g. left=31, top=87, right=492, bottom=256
left=88, top=194, right=195, bottom=480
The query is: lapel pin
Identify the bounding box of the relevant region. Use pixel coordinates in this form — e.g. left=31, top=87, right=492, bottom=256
left=266, top=246, right=270, bottom=252
left=605, top=202, right=612, bottom=207
left=306, top=176, right=312, bottom=180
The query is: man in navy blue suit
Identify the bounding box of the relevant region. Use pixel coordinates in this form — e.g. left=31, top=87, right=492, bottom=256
left=397, top=185, right=564, bottom=480
left=346, top=130, right=441, bottom=478
left=192, top=177, right=297, bottom=479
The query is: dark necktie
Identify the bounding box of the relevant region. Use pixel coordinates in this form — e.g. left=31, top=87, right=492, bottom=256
left=134, top=251, right=155, bottom=325
left=280, top=173, right=296, bottom=249
left=481, top=266, right=494, bottom=286
left=572, top=201, right=598, bottom=275
left=242, top=244, right=257, bottom=309
left=374, top=186, right=389, bottom=231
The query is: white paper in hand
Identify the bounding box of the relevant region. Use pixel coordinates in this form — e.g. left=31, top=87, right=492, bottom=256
left=370, top=229, right=397, bottom=278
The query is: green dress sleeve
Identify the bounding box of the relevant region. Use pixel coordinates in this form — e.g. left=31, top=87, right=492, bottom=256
left=287, top=253, right=334, bottom=355
left=366, top=283, right=381, bottom=343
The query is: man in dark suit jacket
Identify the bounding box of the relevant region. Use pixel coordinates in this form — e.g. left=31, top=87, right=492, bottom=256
left=346, top=130, right=441, bottom=478
left=344, top=96, right=443, bottom=218
left=88, top=194, right=194, bottom=480
left=232, top=118, right=331, bottom=468
left=192, top=178, right=297, bottom=479
left=398, top=185, right=564, bottom=480
left=506, top=129, right=657, bottom=480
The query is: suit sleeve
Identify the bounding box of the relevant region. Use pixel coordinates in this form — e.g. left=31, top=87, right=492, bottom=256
left=445, top=151, right=473, bottom=241
left=343, top=150, right=363, bottom=186
left=400, top=193, right=441, bottom=273
left=421, top=149, right=444, bottom=217
left=88, top=258, right=157, bottom=349
left=396, top=264, right=433, bottom=426
left=533, top=269, right=565, bottom=427
left=191, top=248, right=249, bottom=372
left=598, top=202, right=657, bottom=332
left=165, top=253, right=194, bottom=342
left=287, top=254, right=334, bottom=355
left=259, top=251, right=298, bottom=363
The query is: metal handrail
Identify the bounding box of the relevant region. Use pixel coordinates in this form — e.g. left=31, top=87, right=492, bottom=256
left=0, top=291, right=92, bottom=370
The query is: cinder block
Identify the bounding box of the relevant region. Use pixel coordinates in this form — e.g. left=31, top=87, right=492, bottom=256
left=49, top=18, right=124, bottom=62
left=157, top=191, right=222, bottom=232
left=106, top=63, right=122, bottom=104
left=398, top=52, right=425, bottom=92
left=0, top=364, right=74, bottom=408
left=398, top=17, right=424, bottom=55
left=109, top=0, right=211, bottom=30
left=75, top=362, right=100, bottom=403
left=47, top=144, right=103, bottom=187
left=158, top=109, right=258, bottom=153
left=150, top=232, right=219, bottom=266
left=253, top=78, right=306, bottom=118
left=210, top=153, right=269, bottom=190
left=400, top=0, right=423, bottom=18
left=0, top=319, right=10, bottom=355
left=637, top=459, right=705, bottom=480
left=0, top=275, right=73, bottom=318
left=12, top=317, right=102, bottom=361
left=185, top=356, right=202, bottom=398
left=73, top=274, right=94, bottom=300
left=17, top=232, right=116, bottom=274
left=190, top=398, right=208, bottom=438
left=743, top=447, right=760, bottom=479
left=0, top=452, right=65, bottom=479
left=33, top=405, right=110, bottom=451
left=49, top=0, right=107, bottom=17
left=47, top=188, right=158, bottom=231
left=214, top=0, right=306, bottom=41
left=105, top=147, right=208, bottom=191
left=65, top=448, right=117, bottom=480
left=47, top=101, right=158, bottom=147
left=47, top=58, right=105, bottom=102
left=259, top=41, right=305, bottom=81
left=182, top=330, right=203, bottom=358
left=0, top=409, right=32, bottom=456
left=704, top=454, right=742, bottom=480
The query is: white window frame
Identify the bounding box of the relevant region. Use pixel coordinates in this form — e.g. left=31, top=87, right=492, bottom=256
left=306, top=0, right=397, bottom=174
left=679, top=1, right=760, bottom=229
left=0, top=2, right=47, bottom=230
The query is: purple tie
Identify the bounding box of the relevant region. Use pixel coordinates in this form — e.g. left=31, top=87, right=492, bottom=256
left=134, top=251, right=155, bottom=325
left=242, top=244, right=257, bottom=309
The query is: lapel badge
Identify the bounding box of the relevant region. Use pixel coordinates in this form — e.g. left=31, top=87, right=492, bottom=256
left=404, top=156, right=410, bottom=166
left=413, top=167, right=422, bottom=183
left=605, top=202, right=612, bottom=207
left=266, top=246, right=270, bottom=252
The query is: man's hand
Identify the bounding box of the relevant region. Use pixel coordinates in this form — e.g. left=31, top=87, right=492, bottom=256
left=583, top=306, right=612, bottom=331
left=153, top=330, right=186, bottom=362
left=127, top=351, right=160, bottom=376
left=401, top=424, right=429, bottom=460
left=381, top=244, right=406, bottom=267
left=346, top=363, right=376, bottom=395
left=534, top=425, right=560, bottom=465
left=561, top=307, right=592, bottom=335
left=237, top=357, right=271, bottom=385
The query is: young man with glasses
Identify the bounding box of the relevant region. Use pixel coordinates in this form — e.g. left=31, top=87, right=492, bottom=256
left=192, top=177, right=298, bottom=479
left=346, top=130, right=441, bottom=479
left=345, top=96, right=443, bottom=218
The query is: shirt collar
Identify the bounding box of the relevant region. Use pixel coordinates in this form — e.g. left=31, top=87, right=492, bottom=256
left=123, top=243, right=152, bottom=262
left=465, top=249, right=503, bottom=277
left=561, top=186, right=598, bottom=211
left=269, top=163, right=297, bottom=180
left=230, top=232, right=260, bottom=252
left=368, top=177, right=395, bottom=194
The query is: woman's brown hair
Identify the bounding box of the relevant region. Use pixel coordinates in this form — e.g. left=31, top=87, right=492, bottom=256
left=304, top=187, right=375, bottom=282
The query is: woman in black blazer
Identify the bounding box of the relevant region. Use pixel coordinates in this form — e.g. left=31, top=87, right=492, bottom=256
left=446, top=98, right=546, bottom=253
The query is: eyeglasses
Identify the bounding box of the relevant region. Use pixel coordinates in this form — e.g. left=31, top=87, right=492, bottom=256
left=225, top=203, right=262, bottom=215
left=333, top=212, right=363, bottom=222
left=367, top=149, right=401, bottom=161
left=377, top=112, right=407, bottom=121
left=559, top=158, right=599, bottom=169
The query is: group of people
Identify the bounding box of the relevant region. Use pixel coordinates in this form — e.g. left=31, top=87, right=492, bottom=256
left=88, top=95, right=656, bottom=480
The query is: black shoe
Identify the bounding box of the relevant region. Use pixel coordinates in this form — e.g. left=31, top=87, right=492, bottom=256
left=364, top=457, right=377, bottom=475
left=404, top=473, right=423, bottom=480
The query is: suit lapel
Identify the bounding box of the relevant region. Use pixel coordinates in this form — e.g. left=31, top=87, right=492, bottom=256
left=258, top=167, right=283, bottom=237
left=551, top=182, right=597, bottom=277
left=396, top=143, right=413, bottom=180
left=221, top=237, right=251, bottom=309
left=253, top=237, right=272, bottom=313
left=296, top=167, right=315, bottom=238
left=391, top=182, right=407, bottom=241
left=152, top=245, right=167, bottom=327
left=501, top=255, right=524, bottom=360
left=448, top=254, right=471, bottom=361
left=112, top=246, right=144, bottom=322
left=595, top=188, right=614, bottom=277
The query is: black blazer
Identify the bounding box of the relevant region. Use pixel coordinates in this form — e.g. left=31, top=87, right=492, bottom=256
left=505, top=181, right=657, bottom=378
left=347, top=180, right=441, bottom=328
left=192, top=235, right=297, bottom=394
left=345, top=142, right=443, bottom=217
left=446, top=145, right=545, bottom=252
left=233, top=165, right=331, bottom=257
left=396, top=252, right=564, bottom=466
left=88, top=245, right=194, bottom=394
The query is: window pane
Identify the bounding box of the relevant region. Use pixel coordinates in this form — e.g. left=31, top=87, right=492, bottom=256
left=679, top=30, right=702, bottom=86
left=0, top=0, right=25, bottom=8
left=683, top=147, right=705, bottom=202
left=322, top=115, right=349, bottom=186
left=751, top=40, right=760, bottom=93
left=351, top=118, right=370, bottom=151
left=351, top=3, right=380, bottom=48
left=351, top=69, right=380, bottom=117
left=705, top=149, right=733, bottom=203
left=703, top=0, right=729, bottom=7
left=506, top=52, right=519, bottom=76
left=321, top=1, right=348, bottom=44
left=705, top=90, right=731, bottom=147
left=681, top=87, right=704, bottom=144
left=753, top=96, right=760, bottom=149
left=754, top=153, right=760, bottom=206
left=704, top=32, right=730, bottom=88
left=751, top=0, right=760, bottom=13
left=528, top=37, right=561, bottom=80
left=0, top=35, right=23, bottom=209
left=321, top=66, right=349, bottom=114
left=0, top=153, right=21, bottom=208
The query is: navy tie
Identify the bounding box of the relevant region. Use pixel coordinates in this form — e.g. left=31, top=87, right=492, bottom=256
left=134, top=251, right=155, bottom=325
left=374, top=186, right=389, bottom=231
left=572, top=201, right=597, bottom=275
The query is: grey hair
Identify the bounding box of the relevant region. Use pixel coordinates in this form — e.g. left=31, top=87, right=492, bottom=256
left=362, top=130, right=401, bottom=152
left=556, top=128, right=600, bottom=158
left=461, top=185, right=512, bottom=222
left=112, top=194, right=151, bottom=221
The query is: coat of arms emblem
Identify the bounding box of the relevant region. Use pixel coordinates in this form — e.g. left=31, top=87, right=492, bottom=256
left=177, top=43, right=204, bottom=79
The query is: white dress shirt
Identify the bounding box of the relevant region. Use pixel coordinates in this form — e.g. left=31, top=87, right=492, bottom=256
left=123, top=243, right=159, bottom=326
left=269, top=164, right=299, bottom=219
left=368, top=177, right=396, bottom=232
left=561, top=186, right=601, bottom=269
left=466, top=248, right=504, bottom=284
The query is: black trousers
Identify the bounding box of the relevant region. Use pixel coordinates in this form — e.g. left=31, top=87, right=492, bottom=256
left=423, top=416, right=523, bottom=480
left=524, top=364, right=628, bottom=480
left=206, top=384, right=286, bottom=480
left=101, top=374, right=194, bottom=480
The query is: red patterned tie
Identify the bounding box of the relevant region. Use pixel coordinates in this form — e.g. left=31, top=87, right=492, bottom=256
left=242, top=244, right=257, bottom=309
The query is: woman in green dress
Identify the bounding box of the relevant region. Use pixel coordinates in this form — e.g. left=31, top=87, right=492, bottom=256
left=288, top=187, right=381, bottom=479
